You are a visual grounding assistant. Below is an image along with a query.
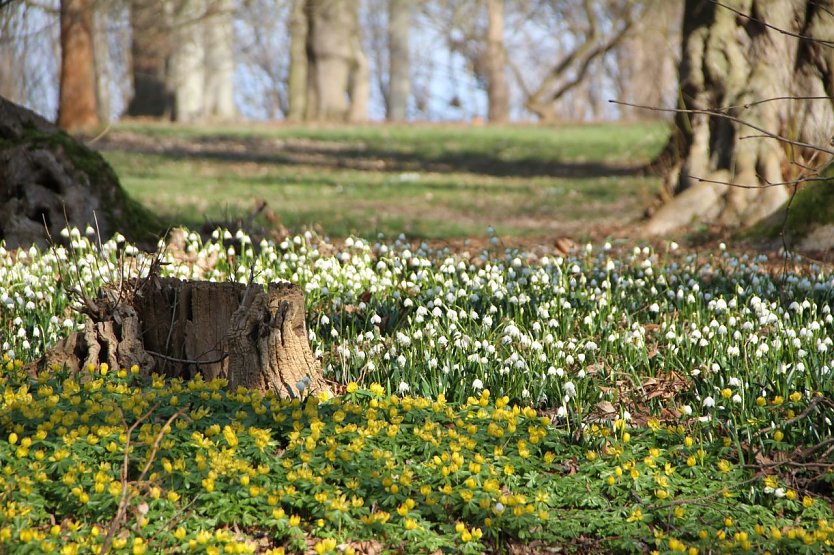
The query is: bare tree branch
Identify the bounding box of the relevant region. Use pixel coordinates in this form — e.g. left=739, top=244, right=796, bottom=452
left=710, top=0, right=834, bottom=48
left=609, top=99, right=834, bottom=157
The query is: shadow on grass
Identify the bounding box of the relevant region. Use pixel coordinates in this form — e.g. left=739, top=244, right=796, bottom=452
left=96, top=132, right=648, bottom=180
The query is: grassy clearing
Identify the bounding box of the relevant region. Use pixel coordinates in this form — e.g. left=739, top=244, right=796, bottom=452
left=99, top=122, right=666, bottom=239
left=1, top=229, right=833, bottom=553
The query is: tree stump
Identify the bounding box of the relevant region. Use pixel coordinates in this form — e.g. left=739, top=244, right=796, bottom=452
left=33, top=277, right=328, bottom=399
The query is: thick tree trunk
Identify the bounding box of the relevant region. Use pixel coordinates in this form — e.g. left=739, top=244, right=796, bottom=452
left=485, top=0, right=508, bottom=123
left=287, top=0, right=308, bottom=120
left=126, top=0, right=173, bottom=118
left=58, top=0, right=100, bottom=131
left=347, top=33, right=370, bottom=122
left=387, top=0, right=410, bottom=122
left=647, top=0, right=834, bottom=235
left=203, top=0, right=237, bottom=120
left=93, top=6, right=111, bottom=123
left=35, top=277, right=328, bottom=398
left=305, top=0, right=366, bottom=122
left=169, top=0, right=206, bottom=122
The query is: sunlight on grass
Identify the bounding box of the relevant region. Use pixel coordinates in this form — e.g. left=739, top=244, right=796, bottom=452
left=101, top=122, right=664, bottom=238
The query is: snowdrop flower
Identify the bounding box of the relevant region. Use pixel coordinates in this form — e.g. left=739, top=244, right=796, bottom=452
left=703, top=396, right=715, bottom=408
left=564, top=381, right=576, bottom=398
left=472, top=378, right=484, bottom=390
left=398, top=381, right=410, bottom=393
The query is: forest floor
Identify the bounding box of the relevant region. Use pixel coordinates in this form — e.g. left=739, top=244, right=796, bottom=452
left=96, top=121, right=667, bottom=242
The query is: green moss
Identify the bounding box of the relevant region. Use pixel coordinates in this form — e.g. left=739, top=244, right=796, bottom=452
left=9, top=128, right=166, bottom=245
left=745, top=165, right=834, bottom=244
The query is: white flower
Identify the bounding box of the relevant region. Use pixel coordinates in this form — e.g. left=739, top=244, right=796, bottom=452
left=564, top=381, right=576, bottom=398
left=472, top=378, right=484, bottom=390
left=398, top=381, right=410, bottom=393
left=702, top=396, right=715, bottom=408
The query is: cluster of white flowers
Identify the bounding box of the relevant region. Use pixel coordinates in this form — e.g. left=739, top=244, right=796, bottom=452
left=2, top=230, right=832, bottom=432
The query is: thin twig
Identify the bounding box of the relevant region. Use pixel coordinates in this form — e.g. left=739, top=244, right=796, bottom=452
left=99, top=403, right=160, bottom=555
left=608, top=99, right=834, bottom=157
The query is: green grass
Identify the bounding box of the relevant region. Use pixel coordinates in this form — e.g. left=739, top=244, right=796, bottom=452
left=100, top=122, right=667, bottom=239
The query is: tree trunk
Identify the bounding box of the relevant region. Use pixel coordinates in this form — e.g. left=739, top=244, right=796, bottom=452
left=485, top=0, right=508, bottom=123
left=169, top=0, right=206, bottom=122
left=126, top=0, right=173, bottom=118
left=287, top=0, right=308, bottom=120
left=305, top=0, right=365, bottom=122
left=58, top=0, right=100, bottom=132
left=93, top=5, right=111, bottom=123
left=387, top=0, right=410, bottom=122
left=347, top=31, right=370, bottom=122
left=646, top=0, right=834, bottom=235
left=33, top=277, right=328, bottom=399
left=203, top=0, right=237, bottom=120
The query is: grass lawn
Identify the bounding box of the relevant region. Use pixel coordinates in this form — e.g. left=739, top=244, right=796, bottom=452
left=98, top=122, right=667, bottom=239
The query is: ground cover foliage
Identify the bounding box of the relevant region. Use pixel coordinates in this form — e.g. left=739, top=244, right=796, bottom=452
left=1, top=228, right=833, bottom=553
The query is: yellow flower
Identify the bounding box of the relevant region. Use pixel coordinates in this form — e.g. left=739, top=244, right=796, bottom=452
left=717, top=459, right=731, bottom=473
left=803, top=495, right=813, bottom=508
left=627, top=508, right=643, bottom=522
left=346, top=382, right=358, bottom=393
left=370, top=383, right=385, bottom=395
left=790, top=391, right=802, bottom=402
left=721, top=388, right=732, bottom=399
left=774, top=430, right=784, bottom=442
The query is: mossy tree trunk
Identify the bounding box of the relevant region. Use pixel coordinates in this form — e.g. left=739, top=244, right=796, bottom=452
left=646, top=0, right=834, bottom=235
left=0, top=95, right=161, bottom=248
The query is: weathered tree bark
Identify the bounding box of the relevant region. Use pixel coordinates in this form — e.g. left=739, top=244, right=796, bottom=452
left=304, top=0, right=367, bottom=122
left=387, top=0, right=410, bottom=122
left=58, top=0, right=100, bottom=132
left=646, top=0, right=834, bottom=235
left=287, top=0, right=309, bottom=120
left=0, top=95, right=160, bottom=248
left=485, top=0, right=508, bottom=123
left=34, top=277, right=328, bottom=399
left=203, top=0, right=237, bottom=120
left=126, top=0, right=173, bottom=118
